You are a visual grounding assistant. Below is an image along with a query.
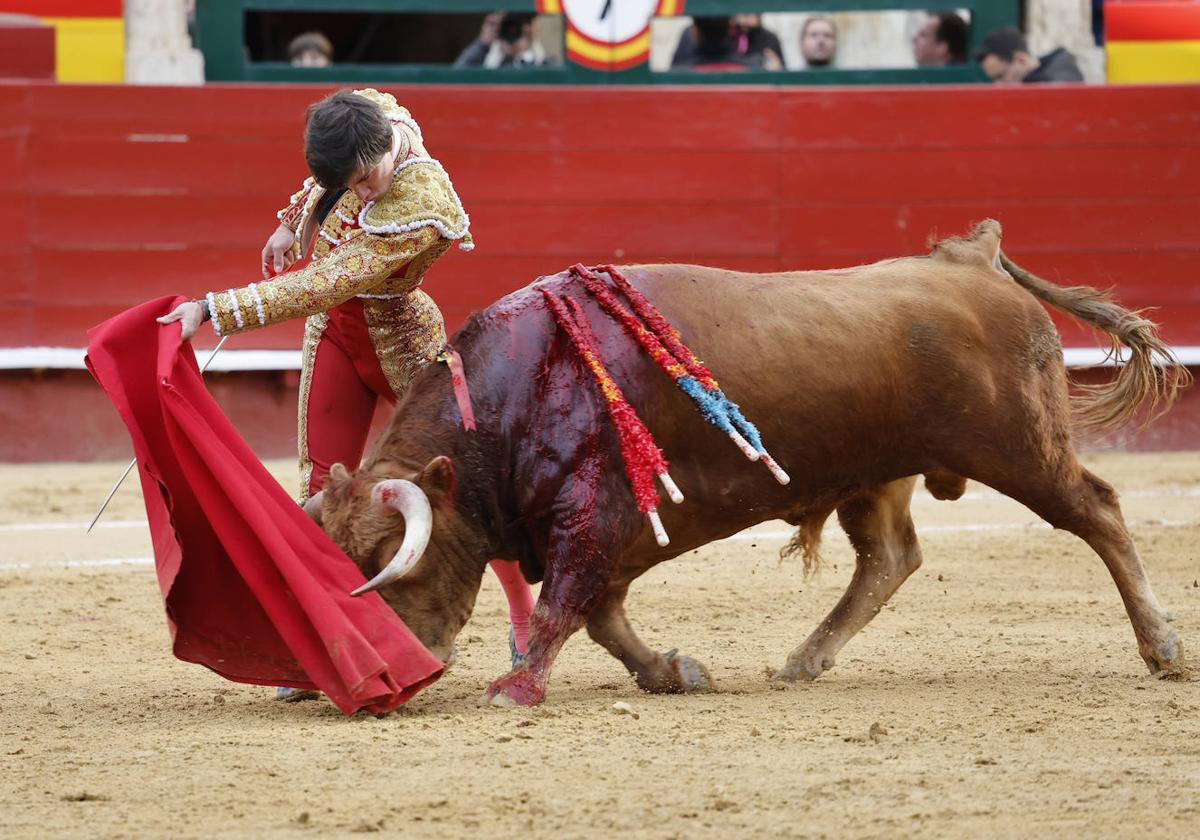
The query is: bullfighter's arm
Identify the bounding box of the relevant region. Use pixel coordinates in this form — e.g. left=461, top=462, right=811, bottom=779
left=205, top=227, right=440, bottom=336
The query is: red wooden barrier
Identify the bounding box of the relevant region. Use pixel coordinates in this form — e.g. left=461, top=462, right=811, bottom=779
left=1, top=81, right=1198, bottom=353
left=1, top=81, right=1198, bottom=460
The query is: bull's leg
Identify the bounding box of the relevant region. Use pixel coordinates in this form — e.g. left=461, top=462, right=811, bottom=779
left=776, top=477, right=922, bottom=682
left=485, top=464, right=634, bottom=707
left=585, top=583, right=713, bottom=694
left=990, top=464, right=1186, bottom=678
left=484, top=543, right=615, bottom=707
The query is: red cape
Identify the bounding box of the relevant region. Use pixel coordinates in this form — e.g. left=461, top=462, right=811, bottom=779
left=86, top=298, right=443, bottom=715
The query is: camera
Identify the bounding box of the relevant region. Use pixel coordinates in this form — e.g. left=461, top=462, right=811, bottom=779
left=498, top=13, right=532, bottom=44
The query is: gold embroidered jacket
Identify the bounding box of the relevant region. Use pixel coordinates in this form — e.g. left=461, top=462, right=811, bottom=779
left=204, top=89, right=473, bottom=396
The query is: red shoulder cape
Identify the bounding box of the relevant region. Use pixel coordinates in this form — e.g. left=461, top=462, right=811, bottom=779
left=85, top=298, right=443, bottom=715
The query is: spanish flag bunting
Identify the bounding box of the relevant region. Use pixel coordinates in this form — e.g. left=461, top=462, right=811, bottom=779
left=1106, top=0, right=1200, bottom=83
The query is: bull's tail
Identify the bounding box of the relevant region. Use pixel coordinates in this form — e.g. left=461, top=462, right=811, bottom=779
left=999, top=251, right=1191, bottom=432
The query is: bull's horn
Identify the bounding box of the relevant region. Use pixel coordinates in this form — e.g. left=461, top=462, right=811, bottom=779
left=301, top=491, right=324, bottom=524
left=350, top=480, right=433, bottom=597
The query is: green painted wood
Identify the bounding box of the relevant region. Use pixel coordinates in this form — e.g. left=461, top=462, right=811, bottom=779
left=198, top=0, right=1016, bottom=84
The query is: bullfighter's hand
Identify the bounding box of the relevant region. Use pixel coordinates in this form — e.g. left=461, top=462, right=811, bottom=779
left=262, top=223, right=298, bottom=279
left=156, top=300, right=205, bottom=341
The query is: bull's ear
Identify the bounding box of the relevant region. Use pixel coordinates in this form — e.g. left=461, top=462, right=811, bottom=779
left=329, top=463, right=352, bottom=484
left=417, top=456, right=455, bottom=502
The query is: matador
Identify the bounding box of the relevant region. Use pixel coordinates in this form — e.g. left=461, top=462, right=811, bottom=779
left=158, top=88, right=533, bottom=665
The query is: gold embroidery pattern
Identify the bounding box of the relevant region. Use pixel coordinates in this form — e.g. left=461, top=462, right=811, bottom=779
left=277, top=177, right=318, bottom=232
left=360, top=159, right=472, bottom=251
left=313, top=191, right=367, bottom=262
left=364, top=289, right=447, bottom=397
left=296, top=311, right=329, bottom=502
left=403, top=237, right=451, bottom=286
left=209, top=227, right=439, bottom=335
left=353, top=88, right=407, bottom=120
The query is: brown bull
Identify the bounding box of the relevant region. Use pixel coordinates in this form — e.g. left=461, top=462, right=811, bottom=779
left=309, top=220, right=1190, bottom=706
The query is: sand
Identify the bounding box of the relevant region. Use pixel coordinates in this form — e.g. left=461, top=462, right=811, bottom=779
left=1, top=453, right=1198, bottom=838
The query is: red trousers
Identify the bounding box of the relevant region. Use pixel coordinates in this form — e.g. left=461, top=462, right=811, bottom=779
left=303, top=299, right=397, bottom=498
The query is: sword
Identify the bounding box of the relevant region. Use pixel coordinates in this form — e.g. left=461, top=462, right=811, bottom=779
left=86, top=335, right=230, bottom=533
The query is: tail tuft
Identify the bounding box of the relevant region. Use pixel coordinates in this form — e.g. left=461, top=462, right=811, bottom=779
left=999, top=251, right=1191, bottom=433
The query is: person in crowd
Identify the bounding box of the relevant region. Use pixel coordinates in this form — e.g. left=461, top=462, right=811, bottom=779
left=672, top=15, right=781, bottom=70
left=672, top=16, right=762, bottom=71
left=156, top=90, right=534, bottom=683
left=288, top=31, right=333, bottom=68
left=732, top=14, right=784, bottom=70
left=799, top=15, right=837, bottom=69
left=912, top=11, right=968, bottom=66
left=975, top=25, right=1084, bottom=83
left=455, top=12, right=549, bottom=68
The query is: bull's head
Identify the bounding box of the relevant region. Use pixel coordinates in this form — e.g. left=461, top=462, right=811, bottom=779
left=307, top=458, right=483, bottom=664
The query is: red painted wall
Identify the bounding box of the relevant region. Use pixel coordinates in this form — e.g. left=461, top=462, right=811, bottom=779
left=1, top=81, right=1198, bottom=461
left=2, top=81, right=1198, bottom=356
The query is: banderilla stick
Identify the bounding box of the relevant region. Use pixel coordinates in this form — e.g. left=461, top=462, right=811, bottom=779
left=86, top=335, right=230, bottom=533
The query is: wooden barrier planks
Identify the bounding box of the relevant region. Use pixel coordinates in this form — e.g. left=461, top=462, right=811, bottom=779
left=1, top=81, right=1197, bottom=354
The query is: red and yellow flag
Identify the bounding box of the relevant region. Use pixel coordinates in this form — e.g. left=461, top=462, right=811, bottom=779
left=0, top=1, right=124, bottom=82
left=1106, top=0, right=1200, bottom=83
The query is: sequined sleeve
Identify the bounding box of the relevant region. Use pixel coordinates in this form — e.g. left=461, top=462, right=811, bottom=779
left=276, top=177, right=320, bottom=232
left=206, top=228, right=440, bottom=336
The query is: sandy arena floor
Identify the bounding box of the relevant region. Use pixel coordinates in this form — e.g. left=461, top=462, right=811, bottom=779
left=1, top=453, right=1198, bottom=838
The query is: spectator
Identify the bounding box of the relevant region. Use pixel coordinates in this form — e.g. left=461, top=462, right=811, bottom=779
left=674, top=16, right=757, bottom=71
left=912, top=11, right=968, bottom=66
left=732, top=14, right=784, bottom=70
left=669, top=23, right=697, bottom=68
left=799, top=15, right=837, bottom=69
left=975, top=26, right=1083, bottom=83
left=288, top=31, right=333, bottom=68
left=455, top=12, right=549, bottom=68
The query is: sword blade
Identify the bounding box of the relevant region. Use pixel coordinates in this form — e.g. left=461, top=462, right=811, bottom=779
left=85, top=335, right=229, bottom=532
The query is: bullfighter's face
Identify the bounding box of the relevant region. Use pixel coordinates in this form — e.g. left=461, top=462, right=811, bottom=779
left=348, top=125, right=403, bottom=203
left=316, top=459, right=482, bottom=664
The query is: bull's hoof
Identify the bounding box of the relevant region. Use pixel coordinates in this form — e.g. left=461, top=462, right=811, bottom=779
left=484, top=668, right=545, bottom=707
left=486, top=691, right=520, bottom=708
left=634, top=650, right=714, bottom=694
left=773, top=655, right=830, bottom=683
left=1145, top=637, right=1192, bottom=681
left=1142, top=635, right=1190, bottom=679
left=663, top=649, right=714, bottom=693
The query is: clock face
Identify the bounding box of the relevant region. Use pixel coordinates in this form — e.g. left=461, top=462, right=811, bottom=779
left=563, top=0, right=660, bottom=45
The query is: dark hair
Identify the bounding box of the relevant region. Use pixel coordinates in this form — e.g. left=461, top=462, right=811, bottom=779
left=304, top=90, right=393, bottom=189
left=692, top=16, right=734, bottom=60
left=933, top=12, right=968, bottom=63
left=976, top=26, right=1028, bottom=63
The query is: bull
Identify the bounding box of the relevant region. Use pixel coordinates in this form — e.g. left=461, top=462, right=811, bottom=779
left=307, top=220, right=1191, bottom=706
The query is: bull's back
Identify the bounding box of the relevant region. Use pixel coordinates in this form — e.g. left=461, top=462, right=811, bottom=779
left=585, top=249, right=1057, bottom=503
